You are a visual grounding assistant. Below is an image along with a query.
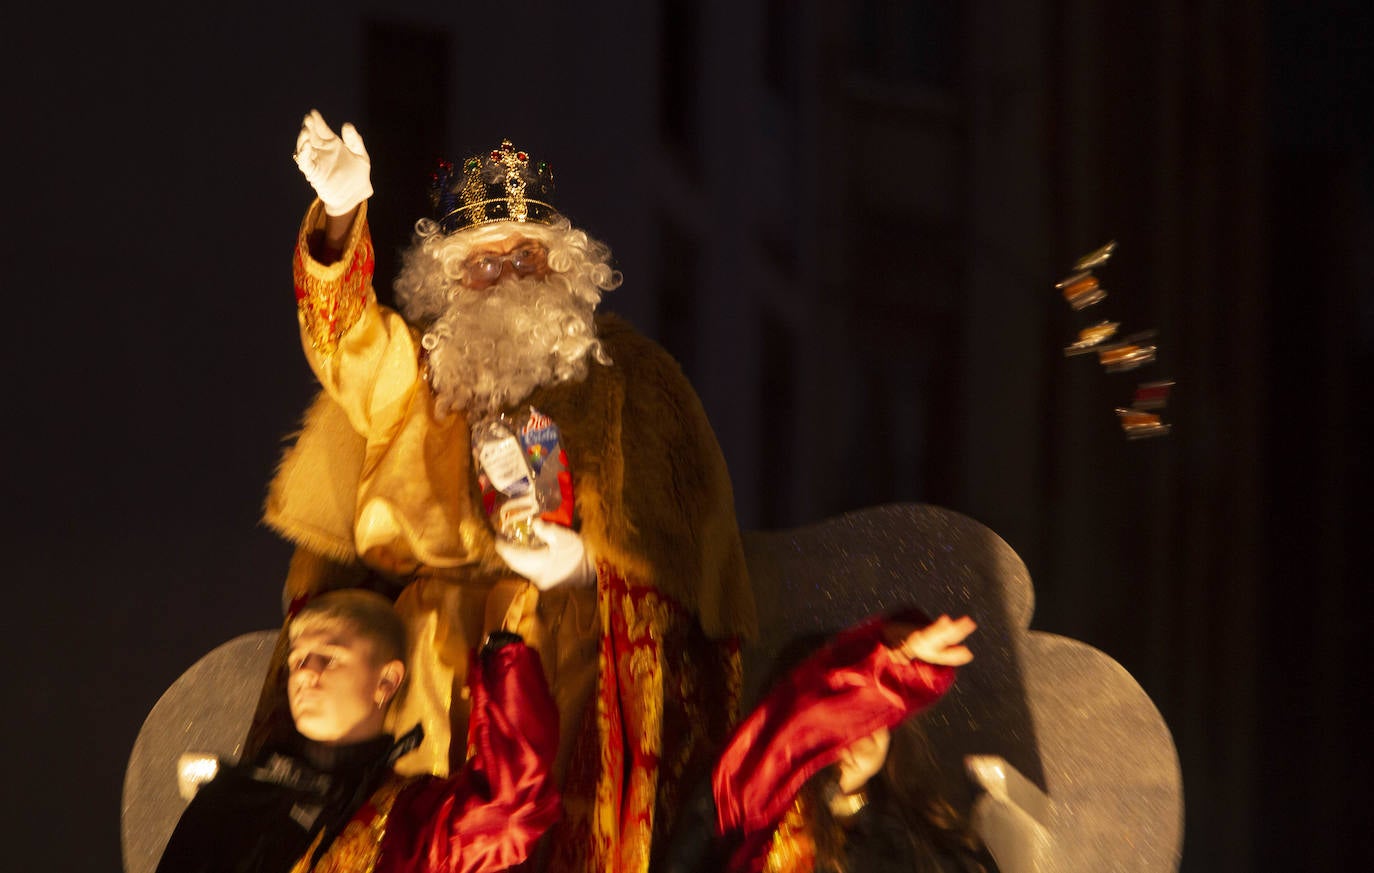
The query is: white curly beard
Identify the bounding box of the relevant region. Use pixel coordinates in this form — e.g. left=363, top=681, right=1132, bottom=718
left=420, top=272, right=609, bottom=419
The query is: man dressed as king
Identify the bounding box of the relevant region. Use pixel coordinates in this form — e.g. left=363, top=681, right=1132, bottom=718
left=251, top=109, right=757, bottom=873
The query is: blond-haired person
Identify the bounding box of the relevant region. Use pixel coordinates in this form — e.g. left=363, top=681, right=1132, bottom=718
left=157, top=590, right=559, bottom=873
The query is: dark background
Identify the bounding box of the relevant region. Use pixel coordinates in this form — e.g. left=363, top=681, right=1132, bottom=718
left=5, top=2, right=1370, bottom=870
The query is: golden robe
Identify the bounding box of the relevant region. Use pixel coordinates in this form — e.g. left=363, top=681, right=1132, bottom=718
left=252, top=200, right=757, bottom=873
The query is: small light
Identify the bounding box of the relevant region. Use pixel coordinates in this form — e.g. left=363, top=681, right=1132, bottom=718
left=177, top=753, right=220, bottom=801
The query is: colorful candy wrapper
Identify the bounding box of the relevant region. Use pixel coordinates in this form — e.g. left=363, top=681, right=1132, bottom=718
left=472, top=407, right=574, bottom=545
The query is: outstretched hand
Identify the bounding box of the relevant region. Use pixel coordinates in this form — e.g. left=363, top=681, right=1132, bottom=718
left=293, top=109, right=373, bottom=216
left=884, top=614, right=978, bottom=666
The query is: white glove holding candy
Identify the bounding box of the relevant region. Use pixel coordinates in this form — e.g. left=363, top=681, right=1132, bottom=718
left=494, top=520, right=595, bottom=591
left=293, top=109, right=373, bottom=216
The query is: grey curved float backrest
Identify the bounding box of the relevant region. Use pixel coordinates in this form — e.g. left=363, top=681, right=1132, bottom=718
left=124, top=502, right=1182, bottom=872
left=122, top=631, right=278, bottom=873
left=739, top=502, right=1182, bottom=872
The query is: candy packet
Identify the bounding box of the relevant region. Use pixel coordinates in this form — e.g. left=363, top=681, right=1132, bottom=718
left=471, top=407, right=574, bottom=545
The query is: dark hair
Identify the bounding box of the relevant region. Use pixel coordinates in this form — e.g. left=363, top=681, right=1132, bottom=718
left=797, top=718, right=987, bottom=873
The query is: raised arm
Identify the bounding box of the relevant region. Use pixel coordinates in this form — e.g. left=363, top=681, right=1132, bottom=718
left=288, top=109, right=422, bottom=440
left=294, top=108, right=371, bottom=261
left=380, top=634, right=561, bottom=873
left=712, top=609, right=974, bottom=837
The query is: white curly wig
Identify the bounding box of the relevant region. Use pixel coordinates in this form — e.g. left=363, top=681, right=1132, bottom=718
left=393, top=215, right=623, bottom=418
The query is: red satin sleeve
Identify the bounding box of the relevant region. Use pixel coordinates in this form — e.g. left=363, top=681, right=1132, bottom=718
left=712, top=612, right=956, bottom=838
left=378, top=641, right=561, bottom=873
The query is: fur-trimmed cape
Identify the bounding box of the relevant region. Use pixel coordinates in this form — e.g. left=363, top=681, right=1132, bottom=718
left=262, top=312, right=757, bottom=641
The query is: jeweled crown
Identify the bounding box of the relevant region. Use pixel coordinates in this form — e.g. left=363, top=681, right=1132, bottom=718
left=429, top=139, right=559, bottom=234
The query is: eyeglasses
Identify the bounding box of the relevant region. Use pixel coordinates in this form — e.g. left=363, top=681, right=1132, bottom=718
left=462, top=244, right=547, bottom=286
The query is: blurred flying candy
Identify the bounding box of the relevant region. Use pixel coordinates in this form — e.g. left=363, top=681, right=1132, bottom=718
left=1073, top=239, right=1118, bottom=272
left=1132, top=380, right=1174, bottom=410
left=1064, top=320, right=1121, bottom=355
left=1057, top=271, right=1106, bottom=310
left=1097, top=342, right=1157, bottom=373
left=1116, top=407, right=1171, bottom=439
left=1052, top=239, right=1175, bottom=438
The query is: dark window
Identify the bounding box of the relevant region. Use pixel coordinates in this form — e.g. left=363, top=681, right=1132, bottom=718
left=655, top=212, right=700, bottom=382
left=363, top=18, right=450, bottom=302
left=659, top=0, right=700, bottom=175
left=758, top=311, right=797, bottom=527
left=763, top=0, right=800, bottom=110
left=850, top=0, right=960, bottom=88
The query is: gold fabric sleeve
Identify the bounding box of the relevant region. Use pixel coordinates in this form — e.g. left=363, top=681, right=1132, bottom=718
left=271, top=202, right=501, bottom=576
left=293, top=199, right=375, bottom=357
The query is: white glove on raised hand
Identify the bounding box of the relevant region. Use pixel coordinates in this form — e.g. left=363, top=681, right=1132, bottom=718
left=293, top=109, right=373, bottom=216
left=494, top=520, right=594, bottom=591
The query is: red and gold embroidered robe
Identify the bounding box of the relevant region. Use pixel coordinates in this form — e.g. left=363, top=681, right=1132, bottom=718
left=254, top=200, right=757, bottom=873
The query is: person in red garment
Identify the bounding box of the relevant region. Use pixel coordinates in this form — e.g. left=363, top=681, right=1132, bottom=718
left=156, top=589, right=559, bottom=873
left=659, top=610, right=997, bottom=873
